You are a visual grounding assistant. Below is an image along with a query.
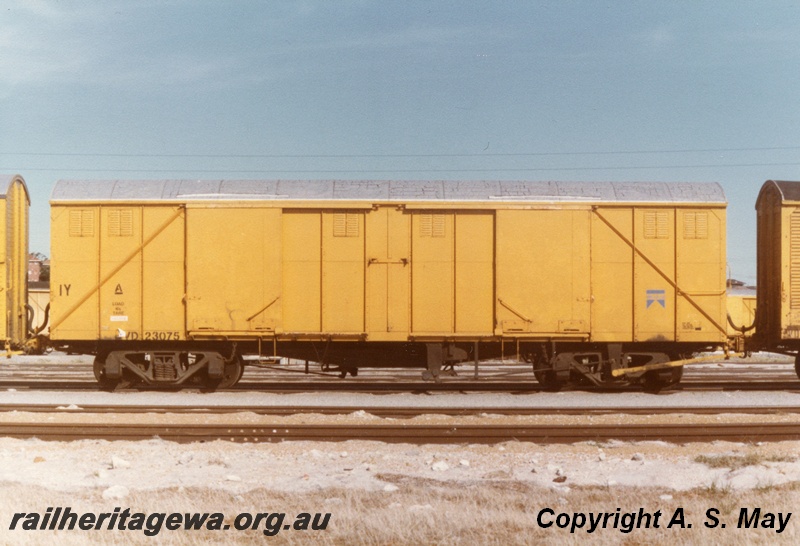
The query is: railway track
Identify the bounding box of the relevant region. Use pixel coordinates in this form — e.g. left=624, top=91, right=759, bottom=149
left=3, top=357, right=800, bottom=448
left=0, top=421, right=799, bottom=444
left=1, top=357, right=799, bottom=393
left=2, top=402, right=800, bottom=444
left=1, top=363, right=799, bottom=393
left=3, top=403, right=800, bottom=416
left=2, top=379, right=800, bottom=393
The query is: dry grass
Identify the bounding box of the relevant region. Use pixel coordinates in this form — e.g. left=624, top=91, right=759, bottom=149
left=0, top=479, right=799, bottom=545
left=695, top=453, right=797, bottom=470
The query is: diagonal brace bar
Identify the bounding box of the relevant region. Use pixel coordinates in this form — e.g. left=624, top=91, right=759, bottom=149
left=51, top=207, right=185, bottom=332
left=592, top=208, right=728, bottom=336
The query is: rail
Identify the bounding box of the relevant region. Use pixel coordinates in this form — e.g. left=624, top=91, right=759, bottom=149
left=0, top=421, right=798, bottom=444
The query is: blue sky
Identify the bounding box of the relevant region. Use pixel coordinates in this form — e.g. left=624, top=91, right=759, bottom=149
left=2, top=1, right=800, bottom=283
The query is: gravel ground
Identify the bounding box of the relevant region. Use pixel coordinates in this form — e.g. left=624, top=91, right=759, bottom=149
left=3, top=435, right=800, bottom=494
left=0, top=353, right=799, bottom=543
left=1, top=436, right=800, bottom=544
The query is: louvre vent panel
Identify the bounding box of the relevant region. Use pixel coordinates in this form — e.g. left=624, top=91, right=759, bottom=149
left=69, top=210, right=95, bottom=237
left=108, top=210, right=134, bottom=237
left=346, top=214, right=358, bottom=237
left=791, top=211, right=800, bottom=309
left=420, top=214, right=446, bottom=237
left=683, top=213, right=695, bottom=238
left=432, top=214, right=445, bottom=237
left=696, top=213, right=708, bottom=238
left=683, top=212, right=708, bottom=239
left=644, top=211, right=669, bottom=239
left=108, top=211, right=120, bottom=236
left=333, top=213, right=359, bottom=237
left=121, top=210, right=133, bottom=236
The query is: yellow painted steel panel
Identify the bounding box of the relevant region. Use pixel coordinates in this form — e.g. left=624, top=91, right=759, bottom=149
left=282, top=211, right=321, bottom=332
left=187, top=207, right=282, bottom=333
left=50, top=205, right=100, bottom=339
left=411, top=212, right=454, bottom=333
left=633, top=208, right=675, bottom=342
left=366, top=207, right=410, bottom=340
left=0, top=200, right=6, bottom=341
left=590, top=208, right=634, bottom=341
left=784, top=206, right=800, bottom=339
left=0, top=179, right=31, bottom=346
left=495, top=209, right=590, bottom=335
left=675, top=209, right=727, bottom=342
left=99, top=207, right=142, bottom=339
left=321, top=211, right=364, bottom=332
left=142, top=207, right=186, bottom=337
left=52, top=204, right=186, bottom=341
left=8, top=180, right=30, bottom=345
left=455, top=212, right=494, bottom=334
left=405, top=211, right=494, bottom=336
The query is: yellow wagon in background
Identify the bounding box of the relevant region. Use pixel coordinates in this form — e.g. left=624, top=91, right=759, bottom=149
left=0, top=175, right=30, bottom=352
left=755, top=181, right=800, bottom=376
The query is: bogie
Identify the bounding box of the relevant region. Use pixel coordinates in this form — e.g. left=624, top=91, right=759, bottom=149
left=529, top=344, right=685, bottom=389
left=92, top=349, right=244, bottom=390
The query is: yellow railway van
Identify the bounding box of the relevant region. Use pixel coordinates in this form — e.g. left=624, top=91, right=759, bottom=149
left=0, top=175, right=30, bottom=350
left=49, top=179, right=728, bottom=388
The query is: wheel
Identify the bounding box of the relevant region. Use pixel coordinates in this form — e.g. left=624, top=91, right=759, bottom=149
left=533, top=369, right=562, bottom=390
left=93, top=354, right=129, bottom=391
left=93, top=354, right=113, bottom=390
left=529, top=352, right=563, bottom=390
left=642, top=366, right=683, bottom=390
left=214, top=355, right=244, bottom=389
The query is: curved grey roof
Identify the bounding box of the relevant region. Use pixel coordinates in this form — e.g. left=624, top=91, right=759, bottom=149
left=51, top=179, right=727, bottom=204
left=757, top=180, right=800, bottom=206
left=0, top=174, right=31, bottom=204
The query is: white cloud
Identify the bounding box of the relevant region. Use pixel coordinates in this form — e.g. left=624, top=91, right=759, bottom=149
left=0, top=2, right=99, bottom=86
left=8, top=0, right=67, bottom=20
left=0, top=1, right=233, bottom=88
